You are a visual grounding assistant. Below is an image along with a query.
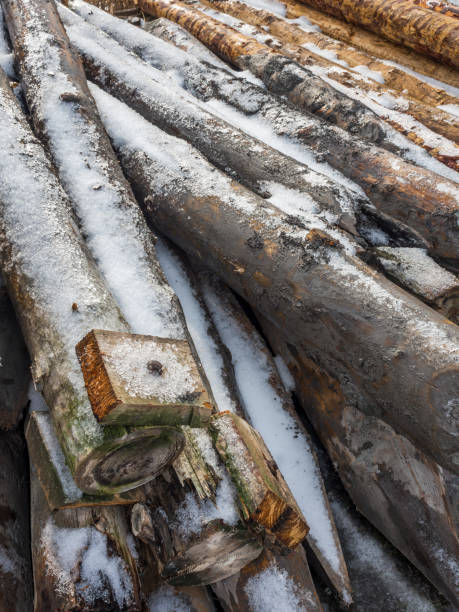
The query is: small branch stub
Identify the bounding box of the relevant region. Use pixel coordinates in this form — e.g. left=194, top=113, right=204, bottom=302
left=76, top=329, right=213, bottom=427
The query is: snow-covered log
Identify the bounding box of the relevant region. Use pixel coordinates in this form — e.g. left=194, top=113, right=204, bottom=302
left=212, top=543, right=323, bottom=611
left=372, top=247, right=459, bottom=320
left=0, top=431, right=33, bottom=612
left=192, top=0, right=459, bottom=151
left=59, top=4, right=371, bottom=236
left=69, top=2, right=459, bottom=260
left=146, top=585, right=217, bottom=611
left=0, top=67, right=184, bottom=495
left=293, top=0, right=459, bottom=67
left=282, top=0, right=459, bottom=89
left=140, top=0, right=389, bottom=145
left=30, top=465, right=143, bottom=611
left=92, top=84, right=459, bottom=476
left=0, top=279, right=29, bottom=430
left=259, top=318, right=459, bottom=607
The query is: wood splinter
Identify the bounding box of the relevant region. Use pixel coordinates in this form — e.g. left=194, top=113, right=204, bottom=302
left=76, top=329, right=214, bottom=427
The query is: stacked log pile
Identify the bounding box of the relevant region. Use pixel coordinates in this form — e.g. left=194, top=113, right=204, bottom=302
left=0, top=0, right=458, bottom=608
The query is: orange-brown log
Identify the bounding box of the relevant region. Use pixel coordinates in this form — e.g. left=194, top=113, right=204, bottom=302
left=292, top=0, right=459, bottom=67
left=411, top=0, right=459, bottom=20
left=282, top=0, right=459, bottom=88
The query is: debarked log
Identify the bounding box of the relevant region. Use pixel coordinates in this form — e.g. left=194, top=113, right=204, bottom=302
left=71, top=2, right=459, bottom=261
left=139, top=0, right=390, bottom=146
left=0, top=67, right=184, bottom=495
left=92, top=84, right=459, bottom=475
left=0, top=430, right=33, bottom=612
left=293, top=0, right=459, bottom=68
left=31, top=464, right=143, bottom=611
left=258, top=320, right=459, bottom=606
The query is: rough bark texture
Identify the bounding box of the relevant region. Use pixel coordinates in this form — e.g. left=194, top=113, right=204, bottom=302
left=259, top=319, right=459, bottom=606
left=0, top=279, right=29, bottom=430
left=0, top=67, right=183, bottom=495
left=282, top=0, right=459, bottom=88
left=0, top=430, right=33, bottom=612
left=212, top=542, right=323, bottom=611
left=140, top=0, right=389, bottom=145
left=95, top=101, right=459, bottom=475
left=130, top=426, right=263, bottom=586
left=411, top=0, right=459, bottom=19
left=31, top=466, right=143, bottom=611
left=195, top=0, right=459, bottom=151
left=60, top=2, right=373, bottom=236
left=293, top=0, right=459, bottom=67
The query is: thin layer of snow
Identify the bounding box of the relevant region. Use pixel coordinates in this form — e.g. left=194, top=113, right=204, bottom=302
left=241, top=0, right=287, bottom=16
left=0, top=6, right=14, bottom=78
left=302, top=41, right=349, bottom=68
left=201, top=279, right=342, bottom=574
left=438, top=104, right=459, bottom=120
left=273, top=355, right=295, bottom=392
left=351, top=64, right=385, bottom=84
left=148, top=586, right=191, bottom=612
left=244, top=563, right=316, bottom=611
left=155, top=238, right=239, bottom=414
left=42, top=518, right=134, bottom=607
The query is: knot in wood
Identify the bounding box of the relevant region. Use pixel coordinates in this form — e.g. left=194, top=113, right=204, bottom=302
left=147, top=360, right=164, bottom=376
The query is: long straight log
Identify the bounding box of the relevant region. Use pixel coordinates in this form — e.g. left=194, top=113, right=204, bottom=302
left=411, top=0, right=459, bottom=19
left=0, top=277, right=29, bottom=430
left=293, top=0, right=459, bottom=67
left=140, top=0, right=391, bottom=146
left=92, top=85, right=459, bottom=475
left=0, top=430, right=33, bottom=612
left=195, top=0, right=459, bottom=150
left=259, top=319, right=459, bottom=606
left=282, top=0, right=459, bottom=89
left=68, top=3, right=459, bottom=261
left=30, top=465, right=143, bottom=611
left=0, top=67, right=184, bottom=495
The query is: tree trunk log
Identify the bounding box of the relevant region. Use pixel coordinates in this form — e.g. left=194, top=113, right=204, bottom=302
left=0, top=67, right=184, bottom=495
left=193, top=0, right=459, bottom=151
left=258, top=320, right=459, bottom=606
left=293, top=0, right=459, bottom=68
left=30, top=464, right=144, bottom=611
left=60, top=3, right=372, bottom=237
left=411, top=0, right=459, bottom=19
left=91, top=85, right=459, bottom=475
left=212, top=542, right=323, bottom=611
left=140, top=0, right=390, bottom=146
left=0, top=278, right=29, bottom=430
left=282, top=0, right=459, bottom=88
left=139, top=14, right=459, bottom=261
left=0, top=430, right=33, bottom=612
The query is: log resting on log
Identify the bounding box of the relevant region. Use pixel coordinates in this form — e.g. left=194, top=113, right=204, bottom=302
left=139, top=0, right=390, bottom=146
left=0, top=278, right=29, bottom=430
left=0, top=431, right=33, bottom=612
left=30, top=465, right=143, bottom=611
left=92, top=85, right=459, bottom=475
left=281, top=0, right=459, bottom=89
left=193, top=0, right=459, bottom=151
left=259, top=320, right=459, bottom=606
left=291, top=0, right=459, bottom=68
left=199, top=0, right=459, bottom=109
left=62, top=3, right=459, bottom=261
left=0, top=67, right=184, bottom=495
left=212, top=541, right=323, bottom=611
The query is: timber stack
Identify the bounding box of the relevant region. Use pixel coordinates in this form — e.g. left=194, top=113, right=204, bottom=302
left=0, top=0, right=457, bottom=608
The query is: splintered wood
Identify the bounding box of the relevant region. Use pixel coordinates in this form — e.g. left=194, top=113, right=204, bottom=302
left=76, top=329, right=213, bottom=426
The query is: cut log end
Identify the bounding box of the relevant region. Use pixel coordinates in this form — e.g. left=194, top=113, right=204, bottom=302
left=76, top=329, right=213, bottom=426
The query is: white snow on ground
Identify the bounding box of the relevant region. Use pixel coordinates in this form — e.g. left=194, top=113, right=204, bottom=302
left=201, top=279, right=343, bottom=576
left=244, top=563, right=316, bottom=611
left=148, top=586, right=191, bottom=612
left=42, top=519, right=134, bottom=607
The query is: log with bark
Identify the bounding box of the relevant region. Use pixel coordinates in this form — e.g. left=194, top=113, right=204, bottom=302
left=0, top=66, right=184, bottom=496
left=65, top=5, right=459, bottom=262
left=193, top=0, right=459, bottom=150
left=281, top=0, right=459, bottom=88
left=91, top=85, right=459, bottom=476
left=411, top=0, right=459, bottom=19
left=0, top=430, right=33, bottom=612
left=139, top=0, right=392, bottom=146
left=258, top=318, right=459, bottom=606
left=30, top=464, right=144, bottom=611
left=0, top=277, right=29, bottom=430
left=291, top=0, right=459, bottom=68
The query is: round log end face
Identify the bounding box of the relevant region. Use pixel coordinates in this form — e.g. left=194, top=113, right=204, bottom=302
left=163, top=526, right=263, bottom=586
left=75, top=427, right=185, bottom=494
